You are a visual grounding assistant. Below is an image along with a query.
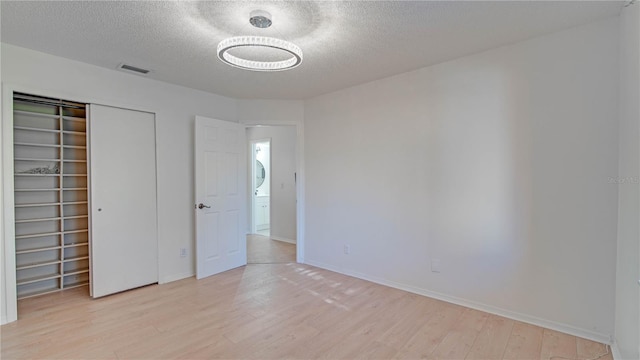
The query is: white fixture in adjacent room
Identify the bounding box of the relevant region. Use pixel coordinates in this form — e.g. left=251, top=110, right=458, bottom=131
left=217, top=10, right=303, bottom=72
left=252, top=140, right=271, bottom=236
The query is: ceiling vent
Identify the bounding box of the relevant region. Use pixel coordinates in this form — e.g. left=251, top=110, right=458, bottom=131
left=117, top=63, right=151, bottom=75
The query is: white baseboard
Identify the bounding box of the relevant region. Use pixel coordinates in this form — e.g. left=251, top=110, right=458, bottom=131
left=304, top=259, right=612, bottom=345
left=159, top=271, right=194, bottom=284
left=270, top=236, right=296, bottom=244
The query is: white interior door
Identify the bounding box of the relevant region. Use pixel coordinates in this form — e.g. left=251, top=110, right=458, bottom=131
left=195, top=116, right=247, bottom=279
left=89, top=104, right=158, bottom=298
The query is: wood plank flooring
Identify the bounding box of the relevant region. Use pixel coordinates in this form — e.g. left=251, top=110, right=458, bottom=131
left=2, top=262, right=611, bottom=359
left=247, top=234, right=296, bottom=264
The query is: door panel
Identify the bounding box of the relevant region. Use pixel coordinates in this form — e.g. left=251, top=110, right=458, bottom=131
left=89, top=104, right=158, bottom=298
left=195, top=116, right=246, bottom=279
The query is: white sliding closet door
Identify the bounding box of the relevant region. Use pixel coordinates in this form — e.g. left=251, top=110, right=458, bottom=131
left=89, top=104, right=158, bottom=298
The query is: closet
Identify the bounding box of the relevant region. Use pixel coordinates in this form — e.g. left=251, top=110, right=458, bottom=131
left=11, top=93, right=158, bottom=302
left=13, top=93, right=90, bottom=299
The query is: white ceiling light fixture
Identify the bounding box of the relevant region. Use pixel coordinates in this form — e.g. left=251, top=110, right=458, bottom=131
left=217, top=10, right=303, bottom=72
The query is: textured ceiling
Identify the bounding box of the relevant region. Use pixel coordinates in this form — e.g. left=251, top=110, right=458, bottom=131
left=1, top=1, right=624, bottom=100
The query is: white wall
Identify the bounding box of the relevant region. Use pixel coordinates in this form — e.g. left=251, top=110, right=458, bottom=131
left=615, top=3, right=640, bottom=360
left=0, top=36, right=5, bottom=324
left=247, top=126, right=297, bottom=243
left=304, top=18, right=620, bottom=341
left=0, top=43, right=238, bottom=323
left=237, top=99, right=303, bottom=126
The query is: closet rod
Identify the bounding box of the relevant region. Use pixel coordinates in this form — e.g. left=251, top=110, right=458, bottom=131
left=14, top=93, right=85, bottom=109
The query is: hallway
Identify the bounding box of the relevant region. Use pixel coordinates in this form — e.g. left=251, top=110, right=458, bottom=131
left=247, top=234, right=296, bottom=264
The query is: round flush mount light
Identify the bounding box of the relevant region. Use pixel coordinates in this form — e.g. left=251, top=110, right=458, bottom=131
left=217, top=10, right=303, bottom=72
left=217, top=36, right=303, bottom=71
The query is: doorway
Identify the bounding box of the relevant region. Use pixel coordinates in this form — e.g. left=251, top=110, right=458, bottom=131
left=252, top=139, right=271, bottom=237
left=246, top=126, right=298, bottom=264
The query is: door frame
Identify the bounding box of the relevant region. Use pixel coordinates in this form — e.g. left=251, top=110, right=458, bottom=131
left=1, top=83, right=159, bottom=324
left=250, top=138, right=271, bottom=235
left=241, top=122, right=305, bottom=264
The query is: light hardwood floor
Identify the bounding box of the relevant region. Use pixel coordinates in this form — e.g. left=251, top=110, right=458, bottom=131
left=247, top=234, right=296, bottom=264
left=2, top=264, right=611, bottom=359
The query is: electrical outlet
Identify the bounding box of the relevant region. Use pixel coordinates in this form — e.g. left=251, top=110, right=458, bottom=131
left=180, top=248, right=187, bottom=257
left=344, top=245, right=350, bottom=255
left=431, top=258, right=441, bottom=273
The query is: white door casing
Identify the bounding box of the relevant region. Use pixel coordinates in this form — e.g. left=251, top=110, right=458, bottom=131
left=195, top=116, right=247, bottom=279
left=89, top=104, right=159, bottom=298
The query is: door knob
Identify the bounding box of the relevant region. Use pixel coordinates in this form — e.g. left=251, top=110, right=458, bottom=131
left=197, top=203, right=211, bottom=209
